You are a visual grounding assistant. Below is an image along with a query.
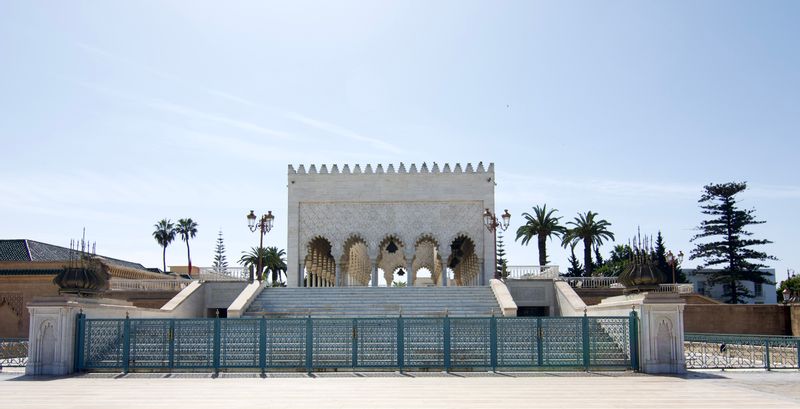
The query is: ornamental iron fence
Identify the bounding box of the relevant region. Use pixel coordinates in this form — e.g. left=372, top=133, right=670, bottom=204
left=76, top=314, right=638, bottom=372
left=0, top=338, right=28, bottom=368
left=685, top=333, right=800, bottom=370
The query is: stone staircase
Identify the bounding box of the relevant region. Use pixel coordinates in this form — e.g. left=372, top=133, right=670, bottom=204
left=244, top=286, right=501, bottom=318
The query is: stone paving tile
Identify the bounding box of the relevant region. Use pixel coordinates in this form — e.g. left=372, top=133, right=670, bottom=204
left=1, top=370, right=798, bottom=408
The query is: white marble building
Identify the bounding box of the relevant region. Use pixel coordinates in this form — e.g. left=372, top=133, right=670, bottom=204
left=286, top=162, right=496, bottom=288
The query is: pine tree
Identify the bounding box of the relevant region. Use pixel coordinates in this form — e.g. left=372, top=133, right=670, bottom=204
left=496, top=232, right=508, bottom=274
left=591, top=246, right=605, bottom=274
left=495, top=233, right=510, bottom=279
left=690, top=182, right=776, bottom=304
left=212, top=230, right=228, bottom=274
left=653, top=231, right=668, bottom=276
left=566, top=243, right=583, bottom=277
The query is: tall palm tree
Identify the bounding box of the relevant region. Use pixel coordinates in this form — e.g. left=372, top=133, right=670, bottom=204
left=263, top=247, right=287, bottom=285
left=515, top=205, right=566, bottom=266
left=152, top=219, right=176, bottom=273
left=175, top=218, right=199, bottom=274
left=562, top=211, right=615, bottom=276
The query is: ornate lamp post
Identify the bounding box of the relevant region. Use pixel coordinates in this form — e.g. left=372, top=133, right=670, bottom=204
left=665, top=250, right=684, bottom=286
left=246, top=210, right=274, bottom=283
left=483, top=208, right=511, bottom=279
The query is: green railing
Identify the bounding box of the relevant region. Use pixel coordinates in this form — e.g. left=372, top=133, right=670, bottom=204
left=0, top=338, right=28, bottom=368
left=685, top=333, right=800, bottom=370
left=76, top=313, right=638, bottom=372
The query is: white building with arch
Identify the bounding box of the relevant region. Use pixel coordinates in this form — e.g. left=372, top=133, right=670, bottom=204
left=286, top=162, right=496, bottom=288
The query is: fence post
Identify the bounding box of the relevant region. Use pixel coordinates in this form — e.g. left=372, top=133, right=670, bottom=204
left=73, top=313, right=85, bottom=372
left=629, top=310, right=639, bottom=371
left=351, top=319, right=358, bottom=368
left=443, top=314, right=451, bottom=372
left=764, top=339, right=771, bottom=371
left=582, top=311, right=590, bottom=371
left=490, top=316, right=498, bottom=371
left=397, top=316, right=404, bottom=372
left=536, top=317, right=543, bottom=367
left=122, top=315, right=131, bottom=374
left=212, top=316, right=221, bottom=373
left=168, top=320, right=175, bottom=370
left=796, top=339, right=800, bottom=370
left=259, top=317, right=267, bottom=373
left=305, top=317, right=313, bottom=373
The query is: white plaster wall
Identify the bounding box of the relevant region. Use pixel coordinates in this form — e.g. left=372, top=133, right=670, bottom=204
left=505, top=279, right=558, bottom=314
left=287, top=163, right=496, bottom=287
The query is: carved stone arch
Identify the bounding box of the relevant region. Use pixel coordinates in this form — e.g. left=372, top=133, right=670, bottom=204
left=304, top=236, right=336, bottom=287
left=305, top=235, right=334, bottom=253
left=378, top=233, right=407, bottom=250
left=340, top=233, right=369, bottom=263
left=413, top=232, right=440, bottom=248
left=446, top=233, right=479, bottom=286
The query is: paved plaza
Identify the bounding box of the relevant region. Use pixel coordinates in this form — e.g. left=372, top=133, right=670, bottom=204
left=1, top=370, right=799, bottom=408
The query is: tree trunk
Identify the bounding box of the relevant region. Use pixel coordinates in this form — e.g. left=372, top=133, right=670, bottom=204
left=186, top=242, right=192, bottom=275
left=162, top=246, right=167, bottom=274
left=583, top=238, right=592, bottom=277
left=537, top=234, right=547, bottom=267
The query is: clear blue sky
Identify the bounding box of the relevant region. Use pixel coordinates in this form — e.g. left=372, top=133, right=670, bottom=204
left=1, top=1, right=797, bottom=282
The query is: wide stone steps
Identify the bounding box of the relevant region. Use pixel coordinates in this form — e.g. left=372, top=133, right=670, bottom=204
left=245, top=286, right=501, bottom=318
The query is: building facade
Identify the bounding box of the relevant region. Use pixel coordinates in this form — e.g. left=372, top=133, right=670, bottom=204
left=286, top=162, right=496, bottom=288
left=686, top=268, right=777, bottom=304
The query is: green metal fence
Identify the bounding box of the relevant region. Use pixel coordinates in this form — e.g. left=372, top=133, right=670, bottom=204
left=685, top=333, right=800, bottom=370
left=0, top=338, right=28, bottom=368
left=76, top=313, right=638, bottom=372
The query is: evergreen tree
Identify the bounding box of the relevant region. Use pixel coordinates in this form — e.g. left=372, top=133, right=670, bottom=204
left=595, top=244, right=633, bottom=277
left=653, top=231, right=669, bottom=276
left=565, top=243, right=583, bottom=277
left=689, top=182, right=776, bottom=304
left=592, top=246, right=605, bottom=273
left=212, top=230, right=228, bottom=274
left=496, top=232, right=509, bottom=278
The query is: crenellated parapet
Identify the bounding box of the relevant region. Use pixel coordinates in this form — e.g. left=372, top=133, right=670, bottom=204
left=288, top=162, right=494, bottom=175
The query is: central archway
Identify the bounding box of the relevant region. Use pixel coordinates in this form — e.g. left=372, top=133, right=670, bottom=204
left=411, top=235, right=444, bottom=286
left=376, top=235, right=407, bottom=287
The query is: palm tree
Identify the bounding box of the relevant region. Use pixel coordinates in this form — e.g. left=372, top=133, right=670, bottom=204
left=263, top=247, right=287, bottom=284
left=175, top=218, right=199, bottom=274
left=562, top=211, right=615, bottom=276
left=515, top=205, right=566, bottom=266
left=152, top=219, right=176, bottom=273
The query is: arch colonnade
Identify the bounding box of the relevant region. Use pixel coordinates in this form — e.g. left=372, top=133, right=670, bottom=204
left=301, top=233, right=483, bottom=287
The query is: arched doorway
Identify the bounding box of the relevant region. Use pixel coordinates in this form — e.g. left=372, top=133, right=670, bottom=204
left=303, top=237, right=336, bottom=287
left=376, top=235, right=407, bottom=287
left=341, top=235, right=370, bottom=286
left=411, top=236, right=444, bottom=286
left=448, top=235, right=480, bottom=286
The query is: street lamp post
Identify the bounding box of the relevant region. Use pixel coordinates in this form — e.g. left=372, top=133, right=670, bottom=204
left=483, top=208, right=511, bottom=280
left=665, top=250, right=684, bottom=286
left=246, top=210, right=275, bottom=283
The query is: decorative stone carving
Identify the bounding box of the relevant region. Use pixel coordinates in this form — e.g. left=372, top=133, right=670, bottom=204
left=298, top=202, right=484, bottom=257
left=0, top=292, right=24, bottom=318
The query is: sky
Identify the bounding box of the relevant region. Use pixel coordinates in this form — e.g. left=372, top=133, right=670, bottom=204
left=1, top=1, right=798, bottom=283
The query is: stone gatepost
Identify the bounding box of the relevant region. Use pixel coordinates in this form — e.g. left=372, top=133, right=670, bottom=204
left=26, top=296, right=139, bottom=376
left=588, top=292, right=686, bottom=374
